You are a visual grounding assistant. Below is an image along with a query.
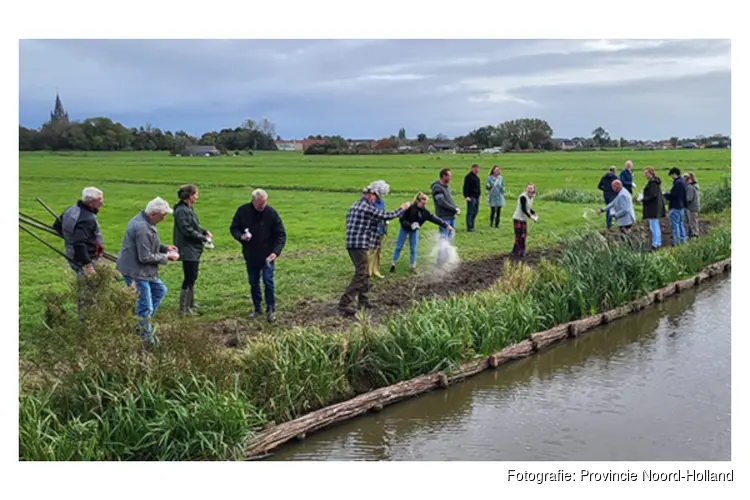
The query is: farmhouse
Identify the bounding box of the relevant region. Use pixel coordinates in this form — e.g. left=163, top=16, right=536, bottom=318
left=275, top=140, right=304, bottom=152
left=558, top=139, right=583, bottom=150
left=185, top=145, right=221, bottom=156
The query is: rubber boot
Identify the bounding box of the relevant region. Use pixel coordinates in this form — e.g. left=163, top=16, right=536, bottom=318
left=179, top=289, right=190, bottom=315
left=373, top=248, right=384, bottom=278
left=187, top=287, right=200, bottom=316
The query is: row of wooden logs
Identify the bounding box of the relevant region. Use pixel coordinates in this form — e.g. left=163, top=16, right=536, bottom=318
left=244, top=258, right=731, bottom=459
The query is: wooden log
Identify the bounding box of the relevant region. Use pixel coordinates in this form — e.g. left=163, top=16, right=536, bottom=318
left=529, top=324, right=569, bottom=351
left=654, top=290, right=664, bottom=303
left=571, top=314, right=604, bottom=335
left=245, top=373, right=441, bottom=457
left=568, top=323, right=580, bottom=337
left=662, top=283, right=678, bottom=298
left=675, top=277, right=695, bottom=293
left=449, top=358, right=489, bottom=383
left=631, top=293, right=654, bottom=312
left=695, top=271, right=710, bottom=285
left=437, top=372, right=449, bottom=388
left=494, top=340, right=534, bottom=364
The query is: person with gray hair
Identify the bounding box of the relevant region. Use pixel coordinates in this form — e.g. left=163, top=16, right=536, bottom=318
left=230, top=188, right=286, bottom=322
left=116, top=196, right=179, bottom=343
left=53, top=186, right=106, bottom=276
left=52, top=186, right=106, bottom=321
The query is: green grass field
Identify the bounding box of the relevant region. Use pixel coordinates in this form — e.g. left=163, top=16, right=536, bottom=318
left=18, top=149, right=731, bottom=340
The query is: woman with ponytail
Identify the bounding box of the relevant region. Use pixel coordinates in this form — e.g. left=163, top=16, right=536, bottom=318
left=172, top=184, right=213, bottom=315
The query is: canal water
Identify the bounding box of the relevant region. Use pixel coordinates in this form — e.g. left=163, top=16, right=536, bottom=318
left=271, top=277, right=731, bottom=461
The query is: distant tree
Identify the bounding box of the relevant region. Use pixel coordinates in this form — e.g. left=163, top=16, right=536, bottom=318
left=398, top=128, right=406, bottom=140
left=417, top=133, right=427, bottom=142
left=258, top=118, right=275, bottom=138
left=591, top=126, right=610, bottom=147
left=670, top=136, right=679, bottom=148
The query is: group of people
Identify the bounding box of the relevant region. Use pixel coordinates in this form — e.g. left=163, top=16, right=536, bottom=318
left=338, top=166, right=540, bottom=316
left=597, top=161, right=701, bottom=248
left=54, top=159, right=701, bottom=335
left=57, top=185, right=286, bottom=343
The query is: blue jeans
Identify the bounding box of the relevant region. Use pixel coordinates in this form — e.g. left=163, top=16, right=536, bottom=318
left=647, top=218, right=662, bottom=248
left=247, top=260, right=275, bottom=313
left=669, top=209, right=687, bottom=245
left=122, top=276, right=167, bottom=341
left=392, top=227, right=419, bottom=265
left=440, top=218, right=455, bottom=241
left=437, top=217, right=455, bottom=265
left=466, top=198, right=479, bottom=230
left=603, top=195, right=614, bottom=229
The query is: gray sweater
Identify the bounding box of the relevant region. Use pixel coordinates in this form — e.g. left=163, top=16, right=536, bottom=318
left=430, top=180, right=459, bottom=219
left=116, top=211, right=170, bottom=280
left=685, top=183, right=701, bottom=212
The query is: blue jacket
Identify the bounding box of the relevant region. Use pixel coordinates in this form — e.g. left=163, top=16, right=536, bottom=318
left=619, top=168, right=634, bottom=193
left=664, top=176, right=688, bottom=210
left=374, top=197, right=386, bottom=235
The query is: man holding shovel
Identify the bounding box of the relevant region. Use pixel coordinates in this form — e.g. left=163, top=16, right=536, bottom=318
left=230, top=188, right=286, bottom=323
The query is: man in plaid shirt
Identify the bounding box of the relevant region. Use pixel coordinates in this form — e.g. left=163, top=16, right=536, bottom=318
left=339, top=184, right=410, bottom=315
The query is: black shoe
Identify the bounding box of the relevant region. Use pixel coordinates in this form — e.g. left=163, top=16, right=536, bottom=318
left=338, top=307, right=356, bottom=317
left=266, top=311, right=276, bottom=323
left=247, top=311, right=262, bottom=320
left=390, top=264, right=396, bottom=273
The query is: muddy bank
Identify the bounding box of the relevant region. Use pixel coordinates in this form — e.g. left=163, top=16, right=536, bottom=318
left=211, top=217, right=717, bottom=346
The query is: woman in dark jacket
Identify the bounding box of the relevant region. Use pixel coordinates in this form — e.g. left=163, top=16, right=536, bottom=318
left=173, top=184, right=213, bottom=315
left=640, top=167, right=666, bottom=250
left=390, top=192, right=454, bottom=272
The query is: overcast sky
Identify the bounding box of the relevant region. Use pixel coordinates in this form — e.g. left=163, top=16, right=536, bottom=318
left=18, top=39, right=731, bottom=140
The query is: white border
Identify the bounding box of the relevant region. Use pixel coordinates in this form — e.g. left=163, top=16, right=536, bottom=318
left=4, top=2, right=744, bottom=498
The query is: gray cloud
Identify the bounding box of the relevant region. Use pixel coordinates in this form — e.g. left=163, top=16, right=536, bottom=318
left=19, top=39, right=731, bottom=139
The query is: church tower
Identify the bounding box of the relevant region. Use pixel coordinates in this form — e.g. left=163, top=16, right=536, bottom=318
left=50, top=92, right=69, bottom=124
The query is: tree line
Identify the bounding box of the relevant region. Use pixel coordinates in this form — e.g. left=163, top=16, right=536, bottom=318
left=18, top=117, right=279, bottom=154
left=19, top=113, right=729, bottom=154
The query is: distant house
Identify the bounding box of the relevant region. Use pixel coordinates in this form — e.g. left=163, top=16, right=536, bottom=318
left=559, top=139, right=582, bottom=150
left=301, top=139, right=327, bottom=151
left=275, top=140, right=304, bottom=152
left=185, top=145, right=220, bottom=156
left=428, top=141, right=457, bottom=153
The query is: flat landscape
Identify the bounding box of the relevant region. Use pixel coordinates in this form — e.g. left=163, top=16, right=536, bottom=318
left=18, top=149, right=731, bottom=341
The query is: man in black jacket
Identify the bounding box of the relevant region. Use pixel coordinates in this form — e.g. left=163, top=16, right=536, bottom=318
left=463, top=164, right=481, bottom=232
left=54, top=186, right=105, bottom=275
left=597, top=166, right=619, bottom=229
left=663, top=167, right=688, bottom=245
left=53, top=186, right=105, bottom=321
left=230, top=188, right=286, bottom=322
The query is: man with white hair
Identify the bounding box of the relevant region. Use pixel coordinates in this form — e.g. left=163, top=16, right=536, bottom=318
left=54, top=186, right=105, bottom=275
left=117, top=196, right=179, bottom=342
left=230, top=188, right=286, bottom=322
left=620, top=160, right=635, bottom=194
left=596, top=179, right=636, bottom=233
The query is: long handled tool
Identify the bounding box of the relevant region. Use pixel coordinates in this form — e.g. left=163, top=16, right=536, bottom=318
left=19, top=223, right=78, bottom=266
left=19, top=215, right=118, bottom=263
left=36, top=197, right=61, bottom=224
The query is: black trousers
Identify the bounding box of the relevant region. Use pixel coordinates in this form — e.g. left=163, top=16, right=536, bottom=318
left=490, top=206, right=502, bottom=227
left=182, top=260, right=199, bottom=289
